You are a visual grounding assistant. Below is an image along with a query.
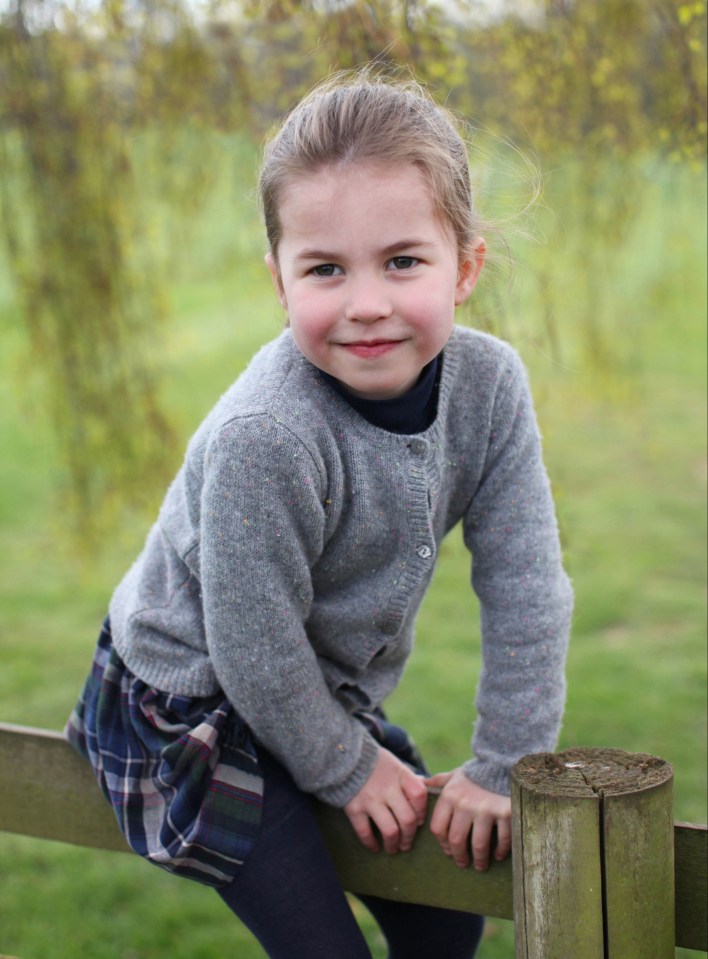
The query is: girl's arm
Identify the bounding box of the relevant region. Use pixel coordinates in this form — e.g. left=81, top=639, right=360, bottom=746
left=202, top=414, right=430, bottom=845
left=200, top=413, right=380, bottom=808
left=463, top=346, right=573, bottom=792
left=434, top=345, right=572, bottom=865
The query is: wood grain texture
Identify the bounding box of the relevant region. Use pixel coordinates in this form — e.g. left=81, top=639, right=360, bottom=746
left=0, top=722, right=513, bottom=918
left=603, top=782, right=675, bottom=958
left=0, top=722, right=127, bottom=852
left=512, top=748, right=676, bottom=959
left=675, top=822, right=708, bottom=951
left=1, top=724, right=705, bottom=953
left=511, top=759, right=604, bottom=959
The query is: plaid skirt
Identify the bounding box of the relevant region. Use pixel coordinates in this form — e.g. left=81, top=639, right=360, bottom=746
left=64, top=619, right=263, bottom=888
left=65, top=619, right=428, bottom=890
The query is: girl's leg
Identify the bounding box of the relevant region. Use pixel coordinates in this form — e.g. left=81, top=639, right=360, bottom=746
left=217, top=749, right=372, bottom=959
left=358, top=894, right=484, bottom=959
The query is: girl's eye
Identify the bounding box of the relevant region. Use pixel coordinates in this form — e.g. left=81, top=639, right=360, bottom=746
left=389, top=256, right=418, bottom=271
left=311, top=264, right=341, bottom=277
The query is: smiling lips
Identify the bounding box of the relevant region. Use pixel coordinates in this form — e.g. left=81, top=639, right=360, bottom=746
left=339, top=340, right=402, bottom=359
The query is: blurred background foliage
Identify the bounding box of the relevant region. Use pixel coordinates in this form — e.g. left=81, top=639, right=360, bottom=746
left=0, top=0, right=705, bottom=539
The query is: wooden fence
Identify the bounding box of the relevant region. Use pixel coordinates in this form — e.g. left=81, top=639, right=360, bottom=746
left=0, top=723, right=705, bottom=957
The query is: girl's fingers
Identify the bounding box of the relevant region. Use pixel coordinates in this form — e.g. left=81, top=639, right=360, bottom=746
left=361, top=795, right=508, bottom=867
left=372, top=805, right=404, bottom=855
left=351, top=802, right=415, bottom=855
left=393, top=797, right=424, bottom=852
left=384, top=776, right=426, bottom=852
left=495, top=815, right=512, bottom=861
left=429, top=792, right=453, bottom=849
left=345, top=809, right=380, bottom=853
left=401, top=772, right=429, bottom=826
left=424, top=770, right=453, bottom=791
left=427, top=769, right=513, bottom=869
left=447, top=807, right=477, bottom=869
left=432, top=804, right=498, bottom=870
left=344, top=754, right=429, bottom=855
left=468, top=815, right=493, bottom=871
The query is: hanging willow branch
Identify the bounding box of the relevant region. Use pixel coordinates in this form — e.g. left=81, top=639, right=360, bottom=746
left=0, top=0, right=704, bottom=544
left=0, top=0, right=463, bottom=548
left=0, top=13, right=175, bottom=542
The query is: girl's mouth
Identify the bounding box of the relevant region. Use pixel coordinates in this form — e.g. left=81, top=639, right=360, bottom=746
left=340, top=340, right=401, bottom=359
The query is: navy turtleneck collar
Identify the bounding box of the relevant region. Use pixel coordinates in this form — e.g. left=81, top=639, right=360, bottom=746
left=318, top=355, right=441, bottom=435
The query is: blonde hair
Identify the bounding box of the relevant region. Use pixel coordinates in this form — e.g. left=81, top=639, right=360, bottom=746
left=258, top=72, right=482, bottom=263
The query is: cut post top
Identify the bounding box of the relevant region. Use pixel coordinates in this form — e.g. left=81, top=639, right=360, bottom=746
left=512, top=746, right=674, bottom=799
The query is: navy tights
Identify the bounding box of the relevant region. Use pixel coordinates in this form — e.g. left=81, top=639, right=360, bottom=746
left=217, top=749, right=484, bottom=959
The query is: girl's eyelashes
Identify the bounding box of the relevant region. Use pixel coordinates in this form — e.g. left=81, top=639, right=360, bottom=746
left=388, top=256, right=419, bottom=271
left=307, top=256, right=419, bottom=277
left=310, top=263, right=342, bottom=277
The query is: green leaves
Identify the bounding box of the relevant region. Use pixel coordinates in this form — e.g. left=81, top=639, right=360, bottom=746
left=0, top=0, right=705, bottom=541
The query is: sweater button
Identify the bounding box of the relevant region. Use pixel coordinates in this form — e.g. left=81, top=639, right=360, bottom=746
left=416, top=544, right=433, bottom=559
left=409, top=439, right=427, bottom=455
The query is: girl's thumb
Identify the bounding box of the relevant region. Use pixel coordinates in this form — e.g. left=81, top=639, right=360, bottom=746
left=424, top=771, right=453, bottom=790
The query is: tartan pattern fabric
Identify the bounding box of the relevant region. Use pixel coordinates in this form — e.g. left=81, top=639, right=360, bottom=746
left=65, top=620, right=263, bottom=888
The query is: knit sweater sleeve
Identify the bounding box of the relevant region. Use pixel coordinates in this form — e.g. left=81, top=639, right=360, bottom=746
left=461, top=347, right=573, bottom=796
left=200, top=413, right=379, bottom=807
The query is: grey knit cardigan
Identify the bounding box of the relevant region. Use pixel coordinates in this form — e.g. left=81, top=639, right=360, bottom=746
left=109, top=326, right=573, bottom=807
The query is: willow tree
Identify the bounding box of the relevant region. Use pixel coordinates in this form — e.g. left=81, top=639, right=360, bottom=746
left=0, top=1, right=255, bottom=542
left=448, top=0, right=707, bottom=365
left=0, top=0, right=467, bottom=541
left=0, top=0, right=705, bottom=539
left=0, top=8, right=176, bottom=541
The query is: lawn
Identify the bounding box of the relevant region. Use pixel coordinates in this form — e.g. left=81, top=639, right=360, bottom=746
left=0, top=145, right=705, bottom=957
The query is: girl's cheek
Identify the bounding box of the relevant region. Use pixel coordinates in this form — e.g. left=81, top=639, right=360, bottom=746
left=296, top=295, right=337, bottom=329
left=290, top=309, right=331, bottom=348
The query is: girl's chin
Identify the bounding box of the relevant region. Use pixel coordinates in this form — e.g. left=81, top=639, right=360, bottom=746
left=336, top=375, right=420, bottom=401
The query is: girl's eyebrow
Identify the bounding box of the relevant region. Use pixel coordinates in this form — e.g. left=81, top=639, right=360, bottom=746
left=295, top=239, right=431, bottom=262
left=295, top=248, right=341, bottom=262
left=380, top=238, right=430, bottom=256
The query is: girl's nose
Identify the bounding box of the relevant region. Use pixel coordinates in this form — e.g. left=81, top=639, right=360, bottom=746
left=344, top=277, right=393, bottom=323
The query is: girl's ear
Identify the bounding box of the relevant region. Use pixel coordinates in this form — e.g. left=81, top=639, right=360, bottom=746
left=455, top=237, right=486, bottom=307
left=265, top=252, right=287, bottom=309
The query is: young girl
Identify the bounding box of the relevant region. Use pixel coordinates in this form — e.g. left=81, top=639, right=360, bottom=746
left=66, top=74, right=572, bottom=959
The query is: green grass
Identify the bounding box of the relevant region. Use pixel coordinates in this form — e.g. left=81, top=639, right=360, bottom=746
left=0, top=149, right=705, bottom=958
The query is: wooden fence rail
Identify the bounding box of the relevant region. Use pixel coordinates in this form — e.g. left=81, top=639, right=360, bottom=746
left=0, top=723, right=705, bottom=957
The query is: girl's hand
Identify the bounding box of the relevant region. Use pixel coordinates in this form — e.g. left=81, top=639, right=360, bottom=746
left=344, top=749, right=428, bottom=855
left=426, top=768, right=512, bottom=871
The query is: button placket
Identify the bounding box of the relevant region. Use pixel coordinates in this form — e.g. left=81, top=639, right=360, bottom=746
left=407, top=437, right=434, bottom=562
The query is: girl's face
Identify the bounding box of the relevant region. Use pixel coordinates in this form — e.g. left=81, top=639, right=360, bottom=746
left=266, top=162, right=484, bottom=401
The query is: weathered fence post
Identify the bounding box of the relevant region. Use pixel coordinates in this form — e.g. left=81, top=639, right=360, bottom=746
left=511, top=747, right=674, bottom=959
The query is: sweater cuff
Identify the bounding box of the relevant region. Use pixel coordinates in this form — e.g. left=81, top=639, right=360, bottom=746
left=462, top=758, right=512, bottom=797
left=313, top=734, right=380, bottom=808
